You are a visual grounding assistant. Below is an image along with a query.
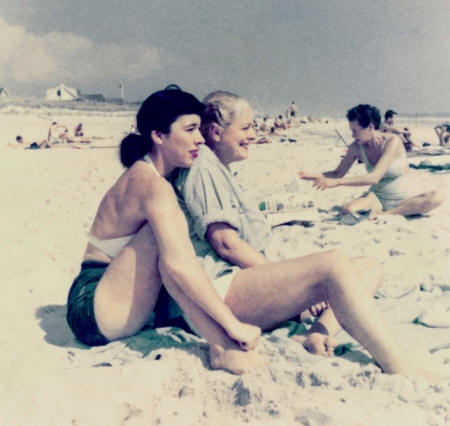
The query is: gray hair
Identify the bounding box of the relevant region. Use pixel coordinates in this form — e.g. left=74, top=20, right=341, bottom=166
left=202, top=90, right=251, bottom=136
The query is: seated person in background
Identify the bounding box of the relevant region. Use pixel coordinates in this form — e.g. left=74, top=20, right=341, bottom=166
left=300, top=104, right=443, bottom=218
left=62, top=128, right=92, bottom=144
left=8, top=135, right=50, bottom=149
left=47, top=122, right=69, bottom=145
left=434, top=122, right=450, bottom=147
left=274, top=115, right=287, bottom=129
left=74, top=123, right=84, bottom=137
left=258, top=117, right=269, bottom=133
left=381, top=110, right=417, bottom=152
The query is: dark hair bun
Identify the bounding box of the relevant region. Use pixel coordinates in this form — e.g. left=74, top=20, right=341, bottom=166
left=120, top=133, right=149, bottom=168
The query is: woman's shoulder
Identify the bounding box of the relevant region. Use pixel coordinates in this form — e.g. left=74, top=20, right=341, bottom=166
left=381, top=132, right=403, bottom=151
left=123, top=160, right=170, bottom=196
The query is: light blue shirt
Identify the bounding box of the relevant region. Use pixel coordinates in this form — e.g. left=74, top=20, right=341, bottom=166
left=171, top=145, right=272, bottom=280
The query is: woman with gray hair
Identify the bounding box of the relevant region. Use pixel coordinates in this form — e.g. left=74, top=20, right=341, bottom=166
left=169, top=91, right=444, bottom=380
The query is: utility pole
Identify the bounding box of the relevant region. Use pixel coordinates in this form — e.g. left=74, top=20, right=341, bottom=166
left=119, top=82, right=124, bottom=102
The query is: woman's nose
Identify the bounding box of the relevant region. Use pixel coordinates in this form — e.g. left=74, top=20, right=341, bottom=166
left=195, top=129, right=204, bottom=144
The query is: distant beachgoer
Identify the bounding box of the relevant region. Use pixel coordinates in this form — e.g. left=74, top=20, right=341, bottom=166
left=299, top=104, right=444, bottom=218
left=170, top=91, right=444, bottom=379
left=47, top=122, right=69, bottom=145
left=8, top=135, right=50, bottom=149
left=434, top=122, right=450, bottom=147
left=274, top=115, right=286, bottom=129
left=258, top=117, right=268, bottom=133
left=65, top=88, right=262, bottom=375
left=74, top=123, right=84, bottom=137
left=62, top=128, right=92, bottom=144
left=288, top=101, right=297, bottom=118
left=381, top=110, right=417, bottom=152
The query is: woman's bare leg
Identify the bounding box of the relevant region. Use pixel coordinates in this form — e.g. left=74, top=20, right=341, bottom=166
left=294, top=256, right=383, bottom=355
left=94, top=224, right=163, bottom=340
left=341, top=192, right=382, bottom=215
left=224, top=249, right=442, bottom=377
left=158, top=264, right=265, bottom=375
left=94, top=224, right=262, bottom=374
left=383, top=191, right=444, bottom=216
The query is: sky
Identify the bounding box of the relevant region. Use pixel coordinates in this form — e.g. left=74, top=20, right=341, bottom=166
left=0, top=0, right=449, bottom=117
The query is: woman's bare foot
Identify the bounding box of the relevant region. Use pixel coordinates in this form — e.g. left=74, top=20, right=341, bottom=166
left=209, top=341, right=267, bottom=375
left=225, top=321, right=261, bottom=351
left=292, top=332, right=338, bottom=357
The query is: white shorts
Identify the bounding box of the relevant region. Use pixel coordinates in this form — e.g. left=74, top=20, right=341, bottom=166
left=183, top=268, right=240, bottom=335
left=212, top=267, right=239, bottom=299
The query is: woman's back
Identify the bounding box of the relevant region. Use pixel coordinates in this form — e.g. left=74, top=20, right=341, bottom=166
left=84, top=157, right=162, bottom=260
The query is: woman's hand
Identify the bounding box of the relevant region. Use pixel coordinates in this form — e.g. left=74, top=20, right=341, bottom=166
left=298, top=170, right=321, bottom=180
left=311, top=176, right=340, bottom=190
left=227, top=321, right=261, bottom=351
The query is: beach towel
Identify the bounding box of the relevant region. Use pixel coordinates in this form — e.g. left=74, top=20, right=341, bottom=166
left=409, top=162, right=450, bottom=172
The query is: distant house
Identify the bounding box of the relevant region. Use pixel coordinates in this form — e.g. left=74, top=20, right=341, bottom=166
left=46, top=83, right=79, bottom=101
left=0, top=88, right=9, bottom=97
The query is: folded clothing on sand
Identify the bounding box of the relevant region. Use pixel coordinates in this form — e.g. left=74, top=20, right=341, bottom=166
left=339, top=210, right=371, bottom=225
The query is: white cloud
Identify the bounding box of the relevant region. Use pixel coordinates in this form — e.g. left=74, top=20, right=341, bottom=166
left=0, top=16, right=161, bottom=87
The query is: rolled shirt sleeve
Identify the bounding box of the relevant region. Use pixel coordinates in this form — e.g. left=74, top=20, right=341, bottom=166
left=173, top=146, right=271, bottom=252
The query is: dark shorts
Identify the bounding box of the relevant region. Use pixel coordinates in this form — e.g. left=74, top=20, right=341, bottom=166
left=66, top=261, right=110, bottom=346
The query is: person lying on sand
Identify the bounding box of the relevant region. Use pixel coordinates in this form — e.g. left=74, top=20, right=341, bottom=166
left=171, top=91, right=445, bottom=380
left=61, top=128, right=92, bottom=144
left=274, top=115, right=287, bottom=129
left=380, top=109, right=418, bottom=152
left=66, top=88, right=263, bottom=375
left=299, top=104, right=443, bottom=219
left=8, top=135, right=51, bottom=149
left=434, top=122, right=450, bottom=147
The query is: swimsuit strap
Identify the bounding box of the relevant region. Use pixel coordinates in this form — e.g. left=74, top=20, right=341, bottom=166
left=142, top=154, right=161, bottom=176
left=358, top=144, right=372, bottom=171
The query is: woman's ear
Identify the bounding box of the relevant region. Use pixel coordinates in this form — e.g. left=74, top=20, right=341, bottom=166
left=209, top=123, right=222, bottom=143
left=151, top=130, right=164, bottom=145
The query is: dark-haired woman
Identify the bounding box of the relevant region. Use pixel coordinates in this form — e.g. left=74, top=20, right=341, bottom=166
left=299, top=104, right=443, bottom=217
left=66, top=89, right=262, bottom=374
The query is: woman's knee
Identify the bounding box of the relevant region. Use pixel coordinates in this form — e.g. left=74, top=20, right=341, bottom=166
left=341, top=202, right=354, bottom=215
left=323, top=248, right=355, bottom=279
left=351, top=255, right=383, bottom=293
left=427, top=190, right=444, bottom=210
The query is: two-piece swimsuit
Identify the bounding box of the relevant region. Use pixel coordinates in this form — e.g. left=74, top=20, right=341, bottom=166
left=66, top=155, right=160, bottom=346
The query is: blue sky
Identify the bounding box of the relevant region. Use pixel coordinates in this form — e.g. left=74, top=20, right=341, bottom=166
left=0, top=0, right=449, bottom=116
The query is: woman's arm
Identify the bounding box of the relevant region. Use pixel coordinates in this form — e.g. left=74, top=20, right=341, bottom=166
left=206, top=222, right=269, bottom=268
left=313, top=136, right=404, bottom=189
left=136, top=173, right=259, bottom=346
left=299, top=143, right=358, bottom=181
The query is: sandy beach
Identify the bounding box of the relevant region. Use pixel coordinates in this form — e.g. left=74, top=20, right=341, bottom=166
left=1, top=106, right=449, bottom=426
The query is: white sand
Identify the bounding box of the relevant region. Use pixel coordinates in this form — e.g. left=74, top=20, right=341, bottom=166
left=1, top=109, right=449, bottom=426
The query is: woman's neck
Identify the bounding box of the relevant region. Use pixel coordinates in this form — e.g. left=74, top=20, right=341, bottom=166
left=147, top=151, right=174, bottom=178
